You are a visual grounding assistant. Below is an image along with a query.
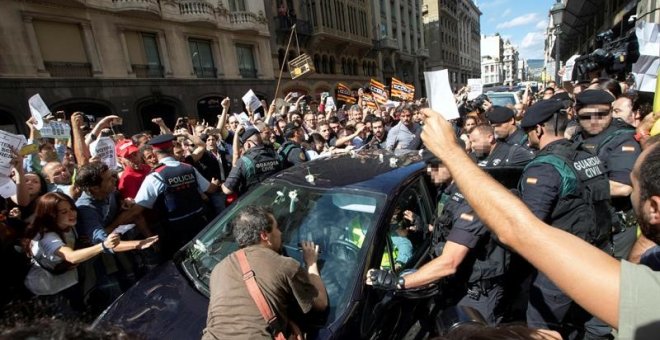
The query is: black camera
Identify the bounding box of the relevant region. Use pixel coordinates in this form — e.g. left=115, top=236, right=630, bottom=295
left=572, top=28, right=639, bottom=81
left=461, top=94, right=489, bottom=115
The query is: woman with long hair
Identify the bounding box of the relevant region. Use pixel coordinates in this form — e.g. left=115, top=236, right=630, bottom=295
left=23, top=192, right=157, bottom=313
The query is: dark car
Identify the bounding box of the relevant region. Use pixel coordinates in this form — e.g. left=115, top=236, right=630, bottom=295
left=94, top=149, right=446, bottom=339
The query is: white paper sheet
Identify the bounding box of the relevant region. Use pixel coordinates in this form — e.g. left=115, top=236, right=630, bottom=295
left=40, top=121, right=72, bottom=139
left=467, top=78, right=483, bottom=100
left=28, top=94, right=51, bottom=130
left=424, top=69, right=460, bottom=120
left=242, top=89, right=262, bottom=113
left=0, top=130, right=27, bottom=177
left=89, top=136, right=117, bottom=170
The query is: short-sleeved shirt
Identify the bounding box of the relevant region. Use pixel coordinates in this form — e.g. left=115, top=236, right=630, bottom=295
left=203, top=246, right=318, bottom=339
left=75, top=191, right=120, bottom=245
left=118, top=164, right=150, bottom=199
left=25, top=231, right=78, bottom=295
left=134, top=157, right=210, bottom=209
left=385, top=122, right=422, bottom=150
left=618, top=260, right=660, bottom=339
left=474, top=142, right=535, bottom=167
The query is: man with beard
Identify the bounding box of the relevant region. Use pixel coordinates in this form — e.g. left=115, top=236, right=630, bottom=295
left=385, top=105, right=422, bottom=151
left=365, top=116, right=387, bottom=149
left=415, top=108, right=660, bottom=339
left=42, top=161, right=73, bottom=197
left=469, top=125, right=534, bottom=167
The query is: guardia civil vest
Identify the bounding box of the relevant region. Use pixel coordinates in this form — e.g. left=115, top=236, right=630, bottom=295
left=239, top=146, right=281, bottom=192
left=277, top=141, right=307, bottom=169
left=153, top=163, right=204, bottom=221
left=521, top=140, right=612, bottom=246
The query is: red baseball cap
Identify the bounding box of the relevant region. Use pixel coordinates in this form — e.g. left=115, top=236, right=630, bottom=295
left=116, top=140, right=139, bottom=158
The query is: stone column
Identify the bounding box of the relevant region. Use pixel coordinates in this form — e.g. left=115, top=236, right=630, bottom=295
left=157, top=31, right=173, bottom=77
left=22, top=15, right=47, bottom=75
left=80, top=22, right=103, bottom=75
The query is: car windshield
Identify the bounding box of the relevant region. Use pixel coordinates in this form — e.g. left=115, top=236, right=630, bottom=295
left=488, top=94, right=516, bottom=107
left=180, top=180, right=386, bottom=324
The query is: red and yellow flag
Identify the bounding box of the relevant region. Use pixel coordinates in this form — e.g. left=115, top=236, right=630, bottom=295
left=335, top=83, right=357, bottom=104
left=369, top=79, right=389, bottom=105
left=391, top=77, right=415, bottom=101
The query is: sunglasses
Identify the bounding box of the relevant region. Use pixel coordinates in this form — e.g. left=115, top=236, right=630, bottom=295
left=577, top=110, right=610, bottom=120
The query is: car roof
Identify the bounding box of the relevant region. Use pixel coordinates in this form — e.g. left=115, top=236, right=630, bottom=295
left=269, top=149, right=426, bottom=194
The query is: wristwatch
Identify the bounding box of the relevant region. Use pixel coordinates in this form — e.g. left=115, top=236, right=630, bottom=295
left=397, top=276, right=406, bottom=290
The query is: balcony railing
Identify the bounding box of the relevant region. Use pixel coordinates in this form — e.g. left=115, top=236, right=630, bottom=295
left=378, top=37, right=398, bottom=50
left=239, top=67, right=257, bottom=79
left=179, top=1, right=215, bottom=23
left=111, top=0, right=160, bottom=16
left=193, top=66, right=217, bottom=78
left=132, top=64, right=164, bottom=78
left=44, top=62, right=92, bottom=77
left=416, top=48, right=430, bottom=58
left=230, top=11, right=266, bottom=31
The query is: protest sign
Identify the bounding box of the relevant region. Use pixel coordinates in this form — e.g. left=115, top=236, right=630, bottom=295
left=0, top=130, right=27, bottom=177
left=28, top=94, right=51, bottom=130
left=424, top=69, right=460, bottom=120
left=242, top=89, right=262, bottom=113
left=336, top=83, right=357, bottom=104
left=467, top=78, right=483, bottom=100
left=369, top=79, right=389, bottom=104
left=90, top=136, right=117, bottom=170
left=40, top=121, right=71, bottom=140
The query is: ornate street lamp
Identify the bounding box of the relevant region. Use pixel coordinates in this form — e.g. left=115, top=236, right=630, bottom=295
left=550, top=0, right=565, bottom=84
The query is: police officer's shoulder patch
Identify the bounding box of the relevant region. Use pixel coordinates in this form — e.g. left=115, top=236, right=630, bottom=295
left=526, top=177, right=538, bottom=185
left=459, top=213, right=474, bottom=222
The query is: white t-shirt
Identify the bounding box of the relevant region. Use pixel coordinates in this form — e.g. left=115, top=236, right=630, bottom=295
left=24, top=231, right=78, bottom=295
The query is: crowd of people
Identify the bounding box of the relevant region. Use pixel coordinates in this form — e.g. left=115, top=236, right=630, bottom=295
left=1, top=71, right=659, bottom=339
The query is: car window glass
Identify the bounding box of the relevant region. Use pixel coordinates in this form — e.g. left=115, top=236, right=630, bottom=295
left=380, top=179, right=431, bottom=273
left=184, top=182, right=386, bottom=324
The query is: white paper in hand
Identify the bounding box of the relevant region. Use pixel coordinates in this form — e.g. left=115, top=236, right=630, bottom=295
left=0, top=130, right=27, bottom=177
left=28, top=94, right=51, bottom=130
left=40, top=121, right=72, bottom=139
left=89, top=136, right=117, bottom=170
left=242, top=89, right=262, bottom=113
left=467, top=79, right=483, bottom=100
left=234, top=112, right=253, bottom=128
left=424, top=69, right=460, bottom=120
left=0, top=176, right=17, bottom=198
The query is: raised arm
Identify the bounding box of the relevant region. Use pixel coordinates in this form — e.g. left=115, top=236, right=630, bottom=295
left=419, top=108, right=621, bottom=328
left=70, top=112, right=91, bottom=166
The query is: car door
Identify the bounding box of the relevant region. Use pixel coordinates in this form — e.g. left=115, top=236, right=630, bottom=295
left=358, top=177, right=437, bottom=339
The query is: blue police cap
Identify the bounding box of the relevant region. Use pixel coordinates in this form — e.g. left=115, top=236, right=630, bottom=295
left=520, top=100, right=565, bottom=129
left=575, top=89, right=615, bottom=111
left=486, top=106, right=515, bottom=124
left=148, top=134, right=175, bottom=150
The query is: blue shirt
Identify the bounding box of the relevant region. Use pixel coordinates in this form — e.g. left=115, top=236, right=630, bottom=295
left=75, top=191, right=120, bottom=245
left=385, top=122, right=422, bottom=150
left=134, top=157, right=210, bottom=209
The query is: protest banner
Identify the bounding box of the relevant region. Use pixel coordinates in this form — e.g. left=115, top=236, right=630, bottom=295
left=369, top=79, right=389, bottom=104
left=336, top=83, right=357, bottom=104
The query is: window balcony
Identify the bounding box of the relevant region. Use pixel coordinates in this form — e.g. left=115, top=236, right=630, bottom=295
left=230, top=11, right=266, bottom=33
left=416, top=48, right=429, bottom=58
left=132, top=64, right=164, bottom=78
left=193, top=66, right=217, bottom=78
left=239, top=68, right=257, bottom=79
left=377, top=37, right=398, bottom=50
left=44, top=62, right=92, bottom=78
left=178, top=1, right=216, bottom=26
left=111, top=0, right=160, bottom=17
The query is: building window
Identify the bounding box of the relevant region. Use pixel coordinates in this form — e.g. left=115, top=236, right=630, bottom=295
left=236, top=44, right=257, bottom=78
left=125, top=32, right=164, bottom=78
left=33, top=20, right=92, bottom=77
left=229, top=0, right=246, bottom=11
left=189, top=39, right=216, bottom=78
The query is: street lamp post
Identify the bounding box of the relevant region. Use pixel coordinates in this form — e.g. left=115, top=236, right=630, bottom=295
left=550, top=0, right=565, bottom=84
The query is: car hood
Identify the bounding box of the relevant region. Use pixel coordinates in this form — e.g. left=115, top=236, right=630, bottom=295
left=93, top=261, right=208, bottom=339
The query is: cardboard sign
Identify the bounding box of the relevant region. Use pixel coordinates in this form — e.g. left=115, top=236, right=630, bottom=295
left=0, top=130, right=27, bottom=177
left=28, top=94, right=51, bottom=130
left=467, top=78, right=483, bottom=100
left=424, top=69, right=460, bottom=120
left=242, top=89, right=262, bottom=113
left=40, top=121, right=71, bottom=140
left=90, top=136, right=117, bottom=170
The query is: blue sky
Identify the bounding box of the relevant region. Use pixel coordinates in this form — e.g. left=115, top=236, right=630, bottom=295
left=476, top=0, right=556, bottom=60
